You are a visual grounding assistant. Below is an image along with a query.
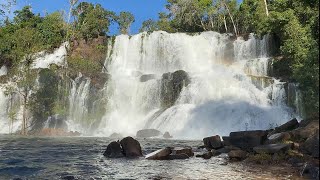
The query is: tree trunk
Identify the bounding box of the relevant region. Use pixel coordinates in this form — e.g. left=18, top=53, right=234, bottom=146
left=223, top=1, right=238, bottom=36
left=223, top=14, right=228, bottom=33
left=263, top=0, right=269, bottom=16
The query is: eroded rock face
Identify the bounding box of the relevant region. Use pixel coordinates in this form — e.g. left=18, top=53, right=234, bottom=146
left=136, top=129, right=161, bottom=138
left=103, top=141, right=124, bottom=158
left=203, top=135, right=223, bottom=150
left=120, top=137, right=143, bottom=158
left=160, top=70, right=190, bottom=108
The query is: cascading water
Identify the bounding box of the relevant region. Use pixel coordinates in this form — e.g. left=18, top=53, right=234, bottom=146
left=97, top=31, right=296, bottom=139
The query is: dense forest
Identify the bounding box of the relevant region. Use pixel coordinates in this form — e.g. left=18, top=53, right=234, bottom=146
left=0, top=0, right=319, bottom=123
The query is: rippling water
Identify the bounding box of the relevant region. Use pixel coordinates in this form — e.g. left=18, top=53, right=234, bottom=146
left=0, top=136, right=302, bottom=179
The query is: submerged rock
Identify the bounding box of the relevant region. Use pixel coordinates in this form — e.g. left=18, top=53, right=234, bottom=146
left=120, top=137, right=143, bottom=158
left=163, top=132, right=173, bottom=139
left=146, top=147, right=172, bottom=160
left=203, top=135, right=223, bottom=150
left=253, top=144, right=291, bottom=154
left=103, top=141, right=124, bottom=158
left=136, top=129, right=161, bottom=138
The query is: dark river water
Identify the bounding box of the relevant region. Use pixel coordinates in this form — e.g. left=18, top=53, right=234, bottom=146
left=0, top=136, right=302, bottom=180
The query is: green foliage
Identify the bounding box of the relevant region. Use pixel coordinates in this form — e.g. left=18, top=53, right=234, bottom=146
left=139, top=19, right=158, bottom=33
left=73, top=3, right=115, bottom=40
left=68, top=56, right=101, bottom=77
left=116, top=11, right=135, bottom=34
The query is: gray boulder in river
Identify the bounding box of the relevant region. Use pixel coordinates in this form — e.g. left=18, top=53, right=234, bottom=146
left=136, top=129, right=161, bottom=138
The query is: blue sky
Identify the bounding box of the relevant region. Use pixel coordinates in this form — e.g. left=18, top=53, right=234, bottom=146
left=11, top=0, right=167, bottom=35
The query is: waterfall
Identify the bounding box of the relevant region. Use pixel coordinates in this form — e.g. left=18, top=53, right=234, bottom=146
left=67, top=73, right=91, bottom=133
left=97, top=31, right=296, bottom=139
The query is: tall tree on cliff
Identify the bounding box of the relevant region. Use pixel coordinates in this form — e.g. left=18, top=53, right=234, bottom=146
left=116, top=11, right=135, bottom=34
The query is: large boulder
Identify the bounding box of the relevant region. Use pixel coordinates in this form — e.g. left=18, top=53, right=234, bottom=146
left=103, top=141, right=124, bottom=158
left=146, top=147, right=172, bottom=160
left=171, top=147, right=194, bottom=157
left=265, top=132, right=291, bottom=144
left=291, top=120, right=319, bottom=140
left=253, top=144, right=291, bottom=154
left=300, top=130, right=319, bottom=158
left=271, top=118, right=299, bottom=134
left=227, top=130, right=268, bottom=151
left=160, top=70, right=190, bottom=108
left=203, top=135, right=223, bottom=150
left=228, top=150, right=248, bottom=160
left=120, top=137, right=143, bottom=158
left=136, top=129, right=161, bottom=138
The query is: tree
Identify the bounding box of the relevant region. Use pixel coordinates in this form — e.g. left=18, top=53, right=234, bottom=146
left=73, top=3, right=115, bottom=39
left=139, top=19, right=158, bottom=33
left=116, top=11, right=135, bottom=34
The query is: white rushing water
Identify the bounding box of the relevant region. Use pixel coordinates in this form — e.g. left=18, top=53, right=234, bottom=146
left=95, top=31, right=296, bottom=139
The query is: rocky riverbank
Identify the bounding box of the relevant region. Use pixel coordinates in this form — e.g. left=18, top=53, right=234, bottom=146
left=103, top=118, right=319, bottom=179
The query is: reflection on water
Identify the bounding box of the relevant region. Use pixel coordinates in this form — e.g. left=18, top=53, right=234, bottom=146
left=0, top=136, right=301, bottom=179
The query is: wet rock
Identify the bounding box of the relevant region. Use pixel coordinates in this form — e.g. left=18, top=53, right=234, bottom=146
left=163, top=131, right=173, bottom=139
left=228, top=130, right=268, bottom=151
left=109, top=133, right=123, bottom=139
left=203, top=135, right=223, bottom=150
left=120, top=137, right=143, bottom=158
left=265, top=132, right=291, bottom=144
left=211, top=149, right=222, bottom=156
left=62, top=176, right=77, bottom=180
left=140, top=74, right=156, bottom=82
left=196, top=152, right=213, bottom=159
left=160, top=70, right=190, bottom=108
left=271, top=118, right=299, bottom=134
left=228, top=150, right=248, bottom=160
left=216, top=147, right=231, bottom=154
left=300, top=130, right=319, bottom=158
left=253, top=144, right=291, bottom=154
left=197, top=145, right=206, bottom=149
left=136, top=129, right=161, bottom=138
left=146, top=147, right=172, bottom=160
left=103, top=141, right=124, bottom=158
left=172, top=147, right=194, bottom=157
left=169, top=154, right=190, bottom=160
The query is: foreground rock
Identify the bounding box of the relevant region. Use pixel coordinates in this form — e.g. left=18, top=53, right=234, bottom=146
left=253, top=144, right=291, bottom=154
left=146, top=147, right=172, bottom=160
left=146, top=147, right=194, bottom=160
left=300, top=130, right=319, bottom=158
left=228, top=150, right=248, bottom=160
left=136, top=129, right=161, bottom=138
left=172, top=147, right=194, bottom=157
left=103, top=141, right=124, bottom=158
left=224, top=130, right=268, bottom=151
left=270, top=118, right=299, bottom=134
left=291, top=120, right=319, bottom=139
left=265, top=132, right=291, bottom=144
left=203, top=135, right=223, bottom=150
left=120, top=137, right=143, bottom=158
